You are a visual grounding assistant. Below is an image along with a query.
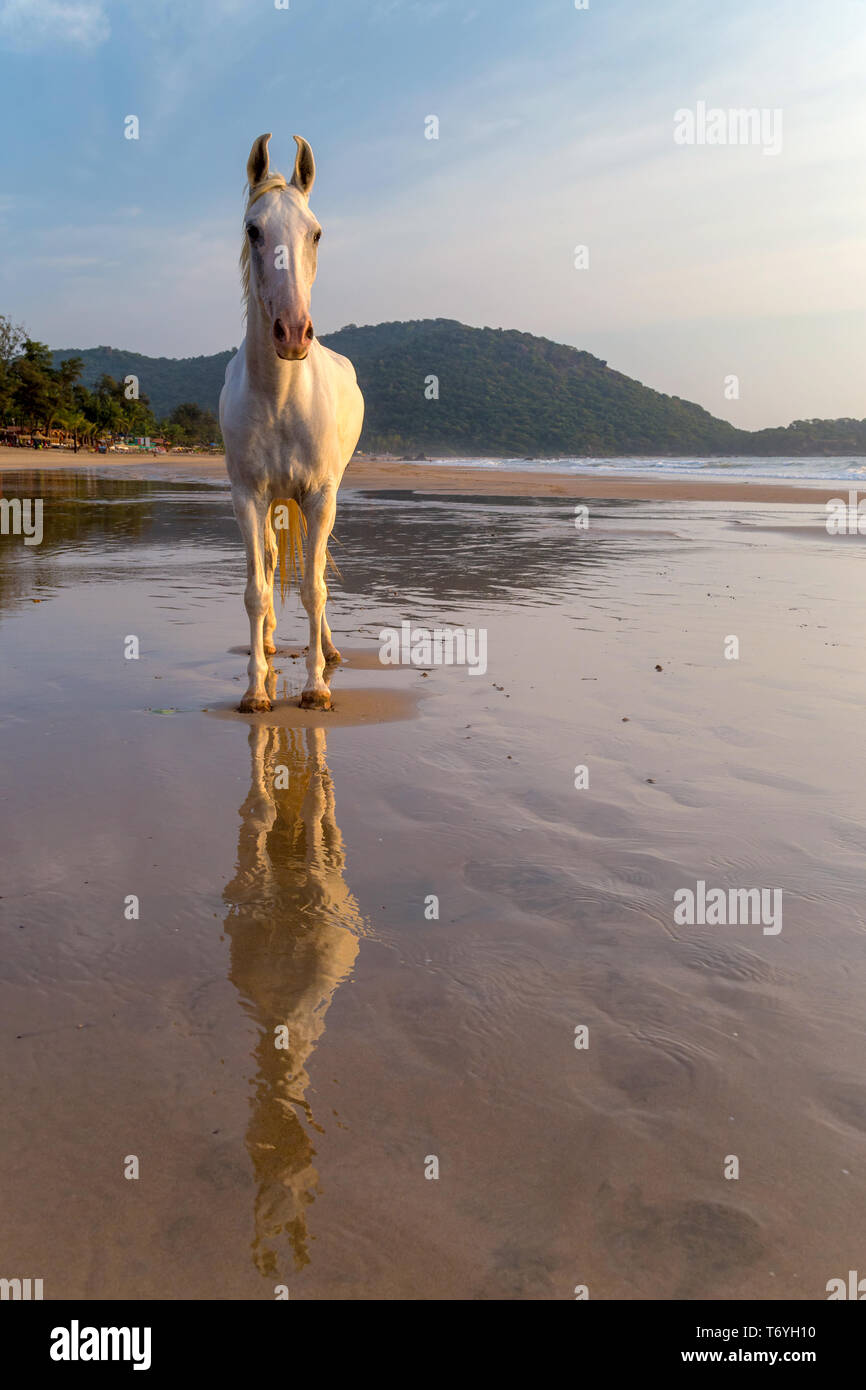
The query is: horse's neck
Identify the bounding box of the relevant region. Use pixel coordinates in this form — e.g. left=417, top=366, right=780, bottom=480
left=244, top=297, right=317, bottom=404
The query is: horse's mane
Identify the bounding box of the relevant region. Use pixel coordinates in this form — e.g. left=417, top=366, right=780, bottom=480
left=239, top=172, right=290, bottom=312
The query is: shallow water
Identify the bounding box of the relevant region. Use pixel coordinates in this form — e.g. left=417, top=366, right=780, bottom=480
left=1, top=469, right=865, bottom=1299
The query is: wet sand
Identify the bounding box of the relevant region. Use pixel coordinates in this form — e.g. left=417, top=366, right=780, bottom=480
left=1, top=467, right=865, bottom=1300
left=206, top=650, right=422, bottom=729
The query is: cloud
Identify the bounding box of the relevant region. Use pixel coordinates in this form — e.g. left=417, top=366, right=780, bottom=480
left=0, top=0, right=109, bottom=51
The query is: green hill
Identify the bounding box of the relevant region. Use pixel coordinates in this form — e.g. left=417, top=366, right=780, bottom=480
left=322, top=320, right=744, bottom=456
left=50, top=344, right=236, bottom=421
left=53, top=320, right=865, bottom=457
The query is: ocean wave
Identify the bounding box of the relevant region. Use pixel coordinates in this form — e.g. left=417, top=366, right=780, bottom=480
left=414, top=455, right=866, bottom=484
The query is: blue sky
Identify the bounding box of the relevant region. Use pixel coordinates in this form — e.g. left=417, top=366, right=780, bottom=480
left=0, top=0, right=863, bottom=429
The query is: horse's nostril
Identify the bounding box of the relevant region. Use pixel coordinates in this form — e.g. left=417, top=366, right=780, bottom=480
left=305, top=322, right=314, bottom=341
left=274, top=320, right=286, bottom=341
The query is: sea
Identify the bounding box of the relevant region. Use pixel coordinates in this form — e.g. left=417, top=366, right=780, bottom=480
left=408, top=454, right=866, bottom=485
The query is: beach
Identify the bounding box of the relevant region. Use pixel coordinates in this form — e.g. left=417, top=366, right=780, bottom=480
left=1, top=456, right=865, bottom=1299
left=0, top=443, right=852, bottom=504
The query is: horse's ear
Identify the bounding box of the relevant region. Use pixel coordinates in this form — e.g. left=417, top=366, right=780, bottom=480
left=247, top=133, right=272, bottom=189
left=290, top=135, right=316, bottom=199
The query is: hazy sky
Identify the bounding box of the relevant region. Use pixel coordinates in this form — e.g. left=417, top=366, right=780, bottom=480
left=1, top=0, right=863, bottom=429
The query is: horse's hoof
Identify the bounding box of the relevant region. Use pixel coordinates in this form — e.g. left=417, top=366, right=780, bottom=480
left=323, top=647, right=341, bottom=665
left=300, top=688, right=331, bottom=711
left=239, top=693, right=273, bottom=713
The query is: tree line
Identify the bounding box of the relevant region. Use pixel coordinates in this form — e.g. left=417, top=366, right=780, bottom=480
left=0, top=315, right=221, bottom=449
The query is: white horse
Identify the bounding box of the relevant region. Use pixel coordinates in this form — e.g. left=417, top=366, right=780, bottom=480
left=220, top=133, right=364, bottom=712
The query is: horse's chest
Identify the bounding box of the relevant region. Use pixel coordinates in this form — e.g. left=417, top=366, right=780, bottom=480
left=228, top=406, right=334, bottom=492
left=222, top=347, right=344, bottom=495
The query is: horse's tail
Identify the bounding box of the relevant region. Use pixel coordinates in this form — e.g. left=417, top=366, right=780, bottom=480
left=271, top=499, right=341, bottom=603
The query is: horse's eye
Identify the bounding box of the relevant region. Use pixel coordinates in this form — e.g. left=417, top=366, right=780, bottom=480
left=247, top=224, right=260, bottom=243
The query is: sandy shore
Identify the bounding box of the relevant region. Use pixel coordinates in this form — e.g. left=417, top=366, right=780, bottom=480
left=1, top=464, right=865, bottom=1300
left=0, top=443, right=843, bottom=503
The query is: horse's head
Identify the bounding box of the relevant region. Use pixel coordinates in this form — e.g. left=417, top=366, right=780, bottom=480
left=242, top=133, right=321, bottom=361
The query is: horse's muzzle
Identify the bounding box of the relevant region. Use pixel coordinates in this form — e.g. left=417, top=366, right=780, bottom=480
left=274, top=315, right=314, bottom=360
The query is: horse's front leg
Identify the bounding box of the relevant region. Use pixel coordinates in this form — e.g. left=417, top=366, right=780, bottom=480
left=300, top=488, right=336, bottom=709
left=233, top=490, right=273, bottom=712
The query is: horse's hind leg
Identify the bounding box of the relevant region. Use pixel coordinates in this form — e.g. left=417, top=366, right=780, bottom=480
left=263, top=510, right=278, bottom=656
left=299, top=488, right=336, bottom=709
left=233, top=490, right=273, bottom=713
left=321, top=589, right=340, bottom=665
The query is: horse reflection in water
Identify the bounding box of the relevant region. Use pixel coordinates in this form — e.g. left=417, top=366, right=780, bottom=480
left=223, top=676, right=366, bottom=1276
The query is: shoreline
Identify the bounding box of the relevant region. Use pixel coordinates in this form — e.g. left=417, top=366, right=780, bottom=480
left=0, top=444, right=849, bottom=504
